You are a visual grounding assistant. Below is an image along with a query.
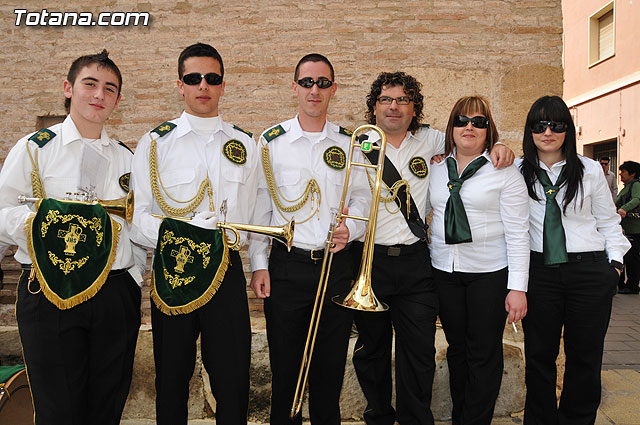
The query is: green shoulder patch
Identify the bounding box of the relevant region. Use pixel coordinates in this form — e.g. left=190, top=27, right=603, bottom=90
left=152, top=122, right=177, bottom=137
left=29, top=128, right=56, bottom=148
left=409, top=156, right=428, bottom=179
left=339, top=126, right=353, bottom=137
left=323, top=146, right=347, bottom=170
left=117, top=140, right=134, bottom=154
left=263, top=125, right=285, bottom=143
left=119, top=173, right=131, bottom=192
left=233, top=124, right=253, bottom=138
left=420, top=123, right=431, bottom=129
left=223, top=139, right=247, bottom=165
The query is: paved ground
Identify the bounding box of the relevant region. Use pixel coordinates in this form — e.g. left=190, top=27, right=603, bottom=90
left=121, top=294, right=640, bottom=424
left=603, top=293, right=640, bottom=370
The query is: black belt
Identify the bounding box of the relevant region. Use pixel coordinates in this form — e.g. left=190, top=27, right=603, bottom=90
left=273, top=240, right=350, bottom=262
left=360, top=240, right=425, bottom=257
left=20, top=264, right=129, bottom=277
left=530, top=250, right=607, bottom=264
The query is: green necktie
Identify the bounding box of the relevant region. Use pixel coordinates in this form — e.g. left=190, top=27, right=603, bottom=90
left=444, top=155, right=488, bottom=244
left=535, top=165, right=568, bottom=265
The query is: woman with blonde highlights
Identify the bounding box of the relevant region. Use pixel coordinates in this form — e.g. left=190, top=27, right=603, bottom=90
left=428, top=96, right=530, bottom=424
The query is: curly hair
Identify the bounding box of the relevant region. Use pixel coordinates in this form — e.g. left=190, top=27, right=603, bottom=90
left=365, top=72, right=424, bottom=134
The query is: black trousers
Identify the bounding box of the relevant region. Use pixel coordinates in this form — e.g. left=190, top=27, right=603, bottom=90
left=619, top=234, right=640, bottom=291
left=433, top=267, right=508, bottom=425
left=352, top=241, right=438, bottom=425
left=151, top=250, right=250, bottom=425
left=16, top=268, right=141, bottom=425
left=264, top=244, right=354, bottom=425
left=523, top=252, right=617, bottom=425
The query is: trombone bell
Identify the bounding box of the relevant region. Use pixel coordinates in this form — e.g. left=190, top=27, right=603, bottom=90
left=332, top=273, right=388, bottom=312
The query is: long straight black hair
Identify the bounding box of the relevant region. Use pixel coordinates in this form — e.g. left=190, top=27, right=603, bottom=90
left=521, top=95, right=584, bottom=212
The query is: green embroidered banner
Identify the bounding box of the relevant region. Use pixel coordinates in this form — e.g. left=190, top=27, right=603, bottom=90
left=151, top=218, right=229, bottom=315
left=26, top=199, right=119, bottom=309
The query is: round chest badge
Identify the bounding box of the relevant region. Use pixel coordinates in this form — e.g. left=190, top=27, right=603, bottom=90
left=323, top=146, right=346, bottom=170
left=223, top=139, right=247, bottom=165
left=409, top=156, right=428, bottom=178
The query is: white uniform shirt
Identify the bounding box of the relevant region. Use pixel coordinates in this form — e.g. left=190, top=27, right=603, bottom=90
left=249, top=116, right=370, bottom=271
left=359, top=126, right=445, bottom=245
left=429, top=152, right=530, bottom=291
left=0, top=115, right=146, bottom=284
left=520, top=156, right=630, bottom=263
left=130, top=112, right=259, bottom=250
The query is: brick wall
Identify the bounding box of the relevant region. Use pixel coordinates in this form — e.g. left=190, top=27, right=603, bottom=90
left=0, top=0, right=564, bottom=322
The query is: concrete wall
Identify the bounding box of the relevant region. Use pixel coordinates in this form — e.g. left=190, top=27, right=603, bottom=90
left=562, top=0, right=640, bottom=169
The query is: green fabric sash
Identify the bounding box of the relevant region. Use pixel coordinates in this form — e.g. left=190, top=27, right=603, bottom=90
left=535, top=165, right=568, bottom=265
left=444, top=156, right=488, bottom=244
left=151, top=218, right=229, bottom=315
left=26, top=199, right=119, bottom=309
left=0, top=365, right=25, bottom=386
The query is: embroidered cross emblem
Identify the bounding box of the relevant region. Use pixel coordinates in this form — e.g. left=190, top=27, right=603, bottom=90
left=159, top=124, right=171, bottom=132
left=268, top=128, right=281, bottom=137
left=171, top=246, right=194, bottom=273
left=57, top=224, right=86, bottom=256
left=37, top=132, right=51, bottom=141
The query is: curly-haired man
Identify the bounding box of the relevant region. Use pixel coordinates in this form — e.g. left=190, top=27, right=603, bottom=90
left=352, top=72, right=514, bottom=425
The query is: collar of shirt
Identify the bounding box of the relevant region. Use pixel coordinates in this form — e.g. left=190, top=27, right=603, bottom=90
left=445, top=149, right=491, bottom=171
left=284, top=115, right=342, bottom=145
left=60, top=115, right=111, bottom=149
left=537, top=158, right=567, bottom=181
left=174, top=111, right=224, bottom=141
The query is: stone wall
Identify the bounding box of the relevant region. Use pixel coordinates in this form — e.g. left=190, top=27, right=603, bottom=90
left=0, top=0, right=563, bottom=162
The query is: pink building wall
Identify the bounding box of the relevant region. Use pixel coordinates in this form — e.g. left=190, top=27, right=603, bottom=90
left=563, top=0, right=640, bottom=172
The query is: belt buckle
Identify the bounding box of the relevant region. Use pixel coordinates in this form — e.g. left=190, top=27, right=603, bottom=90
left=310, top=249, right=323, bottom=261
left=387, top=246, right=401, bottom=257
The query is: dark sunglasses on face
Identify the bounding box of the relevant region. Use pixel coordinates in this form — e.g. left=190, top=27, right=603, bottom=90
left=182, top=72, right=223, bottom=86
left=453, top=115, right=489, bottom=129
left=530, top=120, right=568, bottom=134
left=296, top=77, right=334, bottom=89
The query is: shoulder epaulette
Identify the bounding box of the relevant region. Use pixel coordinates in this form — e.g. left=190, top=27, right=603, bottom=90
left=339, top=126, right=354, bottom=137
left=117, top=140, right=134, bottom=154
left=263, top=125, right=285, bottom=143
left=233, top=124, right=253, bottom=138
left=28, top=128, right=56, bottom=148
left=151, top=122, right=176, bottom=137
left=420, top=123, right=431, bottom=129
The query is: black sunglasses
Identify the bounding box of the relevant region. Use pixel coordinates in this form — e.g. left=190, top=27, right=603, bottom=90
left=182, top=72, right=223, bottom=86
left=530, top=120, right=568, bottom=134
left=296, top=77, right=334, bottom=89
left=453, top=115, right=489, bottom=129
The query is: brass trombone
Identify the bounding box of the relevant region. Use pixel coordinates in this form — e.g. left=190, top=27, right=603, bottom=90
left=151, top=213, right=295, bottom=252
left=18, top=190, right=134, bottom=224
left=290, top=124, right=389, bottom=419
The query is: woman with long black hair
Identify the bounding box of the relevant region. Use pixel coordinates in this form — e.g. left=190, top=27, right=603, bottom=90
left=519, top=95, right=630, bottom=425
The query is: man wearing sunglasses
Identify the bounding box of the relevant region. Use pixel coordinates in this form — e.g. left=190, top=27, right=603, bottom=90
left=350, top=72, right=515, bottom=425
left=249, top=53, right=370, bottom=425
left=599, top=156, right=618, bottom=201
left=130, top=43, right=258, bottom=425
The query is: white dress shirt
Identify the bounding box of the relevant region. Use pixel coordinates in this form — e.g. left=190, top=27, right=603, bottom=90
left=130, top=112, right=259, bottom=251
left=429, top=152, right=530, bottom=291
left=519, top=156, right=630, bottom=263
left=0, top=115, right=147, bottom=284
left=358, top=126, right=445, bottom=245
left=249, top=116, right=370, bottom=271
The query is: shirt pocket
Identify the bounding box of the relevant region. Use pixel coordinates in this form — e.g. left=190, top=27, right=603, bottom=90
left=44, top=177, right=78, bottom=198
left=162, top=168, right=195, bottom=188
left=275, top=169, right=303, bottom=199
